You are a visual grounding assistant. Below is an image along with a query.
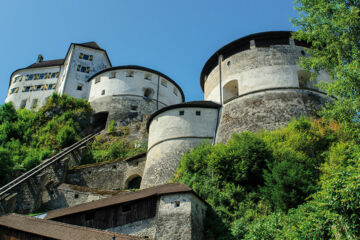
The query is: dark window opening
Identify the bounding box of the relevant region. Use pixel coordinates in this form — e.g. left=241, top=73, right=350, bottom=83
left=175, top=201, right=180, bottom=207
left=77, top=84, right=83, bottom=91
left=113, top=165, right=117, bottom=169
left=92, top=111, right=109, bottom=129
left=143, top=88, right=154, bottom=99
left=74, top=193, right=79, bottom=199
left=196, top=111, right=201, bottom=116
left=101, top=89, right=105, bottom=95
left=20, top=100, right=27, bottom=109
left=179, top=110, right=184, bottom=116
left=301, top=50, right=306, bottom=56
left=227, top=61, right=231, bottom=66
left=127, top=176, right=142, bottom=189
left=88, top=171, right=92, bottom=174
left=131, top=105, right=138, bottom=111
left=298, top=70, right=311, bottom=88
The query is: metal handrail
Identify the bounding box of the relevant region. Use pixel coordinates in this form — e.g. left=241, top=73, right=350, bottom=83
left=0, top=130, right=103, bottom=198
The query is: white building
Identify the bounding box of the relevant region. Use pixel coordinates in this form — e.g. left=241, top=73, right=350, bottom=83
left=6, top=42, right=111, bottom=110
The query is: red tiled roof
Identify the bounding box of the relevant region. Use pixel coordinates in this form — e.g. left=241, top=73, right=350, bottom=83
left=45, top=183, right=193, bottom=220
left=0, top=214, right=142, bottom=240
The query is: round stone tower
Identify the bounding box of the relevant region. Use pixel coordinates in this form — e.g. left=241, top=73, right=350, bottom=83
left=140, top=101, right=220, bottom=189
left=87, top=65, right=184, bottom=126
left=200, top=31, right=330, bottom=143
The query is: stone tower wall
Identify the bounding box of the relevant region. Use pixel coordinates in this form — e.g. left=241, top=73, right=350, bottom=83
left=141, top=105, right=219, bottom=189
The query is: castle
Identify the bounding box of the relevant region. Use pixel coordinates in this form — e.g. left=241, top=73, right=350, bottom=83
left=1, top=31, right=330, bottom=239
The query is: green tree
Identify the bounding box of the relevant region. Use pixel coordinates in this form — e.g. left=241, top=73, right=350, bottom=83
left=292, top=0, right=360, bottom=137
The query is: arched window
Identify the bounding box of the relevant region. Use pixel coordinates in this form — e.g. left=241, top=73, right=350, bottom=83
left=143, top=88, right=154, bottom=99
left=126, top=175, right=142, bottom=189
left=223, top=80, right=239, bottom=103
left=298, top=70, right=311, bottom=88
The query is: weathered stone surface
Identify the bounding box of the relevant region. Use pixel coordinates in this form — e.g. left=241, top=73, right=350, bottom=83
left=215, top=89, right=329, bottom=143
left=66, top=154, right=146, bottom=190
left=107, top=218, right=156, bottom=239
left=90, top=95, right=166, bottom=126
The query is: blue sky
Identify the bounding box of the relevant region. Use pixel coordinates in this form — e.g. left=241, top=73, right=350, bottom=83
left=0, top=0, right=298, bottom=103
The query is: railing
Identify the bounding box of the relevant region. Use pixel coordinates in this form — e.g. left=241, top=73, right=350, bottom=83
left=0, top=130, right=103, bottom=198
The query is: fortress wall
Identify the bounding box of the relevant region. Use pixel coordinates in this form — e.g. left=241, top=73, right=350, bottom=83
left=61, top=45, right=111, bottom=100
left=90, top=95, right=166, bottom=126
left=204, top=43, right=331, bottom=103
left=141, top=107, right=219, bottom=189
left=215, top=89, right=329, bottom=143
left=66, top=154, right=146, bottom=190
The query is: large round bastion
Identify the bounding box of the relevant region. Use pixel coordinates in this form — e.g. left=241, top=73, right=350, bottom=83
left=87, top=65, right=184, bottom=126
left=200, top=31, right=331, bottom=143
left=140, top=101, right=220, bottom=189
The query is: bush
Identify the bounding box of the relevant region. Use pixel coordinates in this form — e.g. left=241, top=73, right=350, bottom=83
left=56, top=126, right=77, bottom=148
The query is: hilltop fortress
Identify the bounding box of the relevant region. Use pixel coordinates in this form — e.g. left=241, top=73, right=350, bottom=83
left=2, top=31, right=330, bottom=239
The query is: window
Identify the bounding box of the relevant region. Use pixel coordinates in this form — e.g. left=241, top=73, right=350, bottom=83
left=14, top=76, right=22, bottom=82
left=79, top=53, right=93, bottom=61
left=161, top=78, right=167, bottom=87
left=101, top=89, right=105, bottom=95
left=48, top=83, right=56, bottom=90
left=126, top=70, right=134, bottom=77
left=144, top=73, right=151, bottom=80
left=20, top=99, right=27, bottom=109
left=34, top=74, right=40, bottom=80
left=77, top=83, right=83, bottom=91
left=39, top=73, right=45, bottom=79
left=36, top=85, right=42, bottom=91
left=10, top=87, right=19, bottom=94
left=298, top=70, right=311, bottom=88
left=173, top=87, right=178, bottom=96
left=95, top=77, right=100, bottom=84
left=74, top=193, right=79, bottom=199
left=143, top=88, right=154, bottom=99
left=223, top=80, right=239, bottom=103
left=31, top=99, right=38, bottom=109
left=22, top=86, right=30, bottom=92
left=174, top=201, right=180, bottom=207
left=109, top=72, right=116, bottom=78
left=227, top=61, right=231, bottom=66
left=51, top=73, right=56, bottom=78
left=196, top=111, right=201, bottom=116
left=77, top=65, right=90, bottom=73
left=131, top=105, right=138, bottom=111
left=179, top=110, right=184, bottom=116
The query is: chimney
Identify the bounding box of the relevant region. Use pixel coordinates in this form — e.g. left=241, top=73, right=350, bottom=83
left=37, top=54, right=44, bottom=63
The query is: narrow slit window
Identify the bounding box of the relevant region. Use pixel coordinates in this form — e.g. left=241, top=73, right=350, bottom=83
left=101, top=89, right=105, bottom=95
left=173, top=87, right=178, bottom=96
left=196, top=111, right=201, bottom=116
left=20, top=99, right=27, bottom=109
left=95, top=77, right=100, bottom=84
left=175, top=201, right=180, bottom=207
left=109, top=72, right=116, bottom=79
left=144, top=73, right=151, bottom=80
left=126, top=70, right=134, bottom=77
left=131, top=105, right=138, bottom=111
left=161, top=79, right=167, bottom=87
left=179, top=110, right=184, bottom=116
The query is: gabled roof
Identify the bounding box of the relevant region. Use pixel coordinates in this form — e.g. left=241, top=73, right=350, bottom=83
left=78, top=41, right=102, bottom=50
left=45, top=183, right=196, bottom=220
left=26, top=59, right=65, bottom=69
left=0, top=214, right=142, bottom=240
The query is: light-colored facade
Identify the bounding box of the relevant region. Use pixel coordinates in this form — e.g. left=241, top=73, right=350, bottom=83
left=141, top=102, right=220, bottom=189
left=5, top=42, right=111, bottom=110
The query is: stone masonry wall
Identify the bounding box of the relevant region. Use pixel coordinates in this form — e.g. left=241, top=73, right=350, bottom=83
left=215, top=89, right=329, bottom=143
left=66, top=154, right=146, bottom=190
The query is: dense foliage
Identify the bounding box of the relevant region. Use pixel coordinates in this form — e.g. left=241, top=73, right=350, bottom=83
left=292, top=0, right=360, bottom=137
left=175, top=118, right=359, bottom=239
left=0, top=94, right=92, bottom=185
left=80, top=125, right=147, bottom=165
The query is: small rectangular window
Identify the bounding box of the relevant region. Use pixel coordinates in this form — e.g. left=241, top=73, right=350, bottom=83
left=79, top=53, right=84, bottom=59
left=196, top=111, right=201, bottom=116
left=14, top=76, right=22, bottom=82
left=86, top=67, right=90, bottom=73
left=30, top=86, right=36, bottom=91
left=101, top=89, right=105, bottom=95
left=20, top=99, right=27, bottom=109
left=77, top=83, right=83, bottom=91
left=173, top=87, right=178, bottom=96
left=51, top=73, right=56, bottom=78
left=55, top=72, right=60, bottom=78
left=161, top=79, right=167, bottom=87
left=89, top=55, right=93, bottom=61
left=109, top=72, right=116, bottom=79
left=179, top=110, right=184, bottom=116
left=39, top=73, right=45, bottom=79
left=144, top=73, right=151, bottom=80
left=95, top=77, right=101, bottom=84
left=31, top=99, right=38, bottom=109
left=131, top=105, right=138, bottom=111
left=126, top=71, right=134, bottom=77
left=175, top=201, right=180, bottom=207
left=83, top=54, right=89, bottom=60
left=34, top=74, right=40, bottom=80
left=36, top=85, right=42, bottom=91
